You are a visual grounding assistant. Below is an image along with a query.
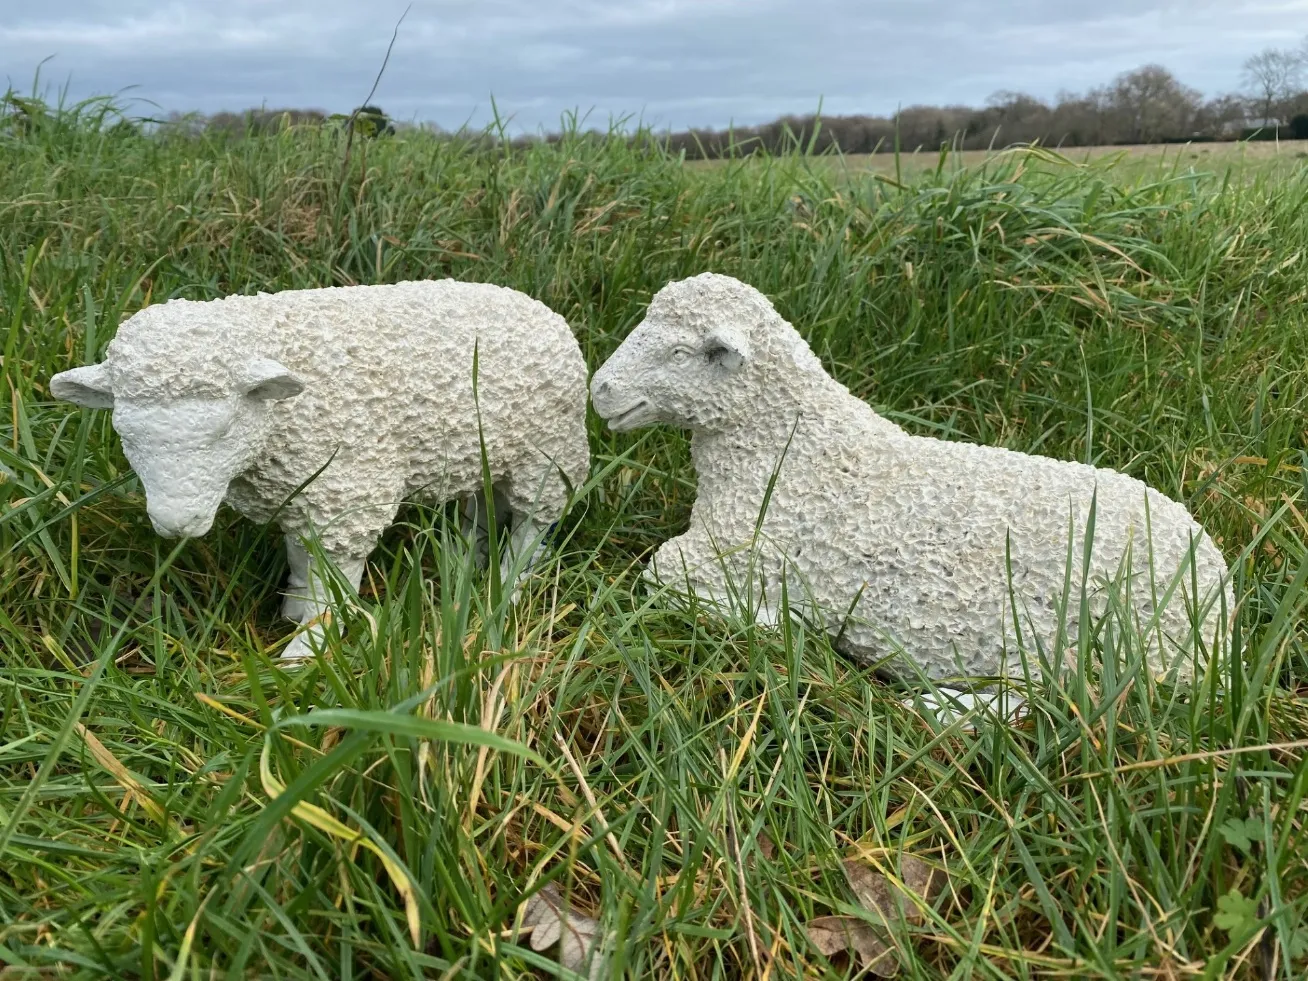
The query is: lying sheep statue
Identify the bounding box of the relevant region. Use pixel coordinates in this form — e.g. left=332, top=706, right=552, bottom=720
left=51, top=280, right=591, bottom=660
left=591, top=272, right=1231, bottom=688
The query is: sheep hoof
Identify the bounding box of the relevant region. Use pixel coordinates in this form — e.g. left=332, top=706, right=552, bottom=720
left=904, top=688, right=1027, bottom=731
left=279, top=629, right=321, bottom=664
left=505, top=570, right=534, bottom=606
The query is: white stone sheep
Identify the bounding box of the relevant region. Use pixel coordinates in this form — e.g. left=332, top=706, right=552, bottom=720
left=51, top=280, right=591, bottom=660
left=590, top=272, right=1231, bottom=690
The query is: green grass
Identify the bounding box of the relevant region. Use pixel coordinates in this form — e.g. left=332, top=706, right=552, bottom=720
left=1, top=99, right=1307, bottom=979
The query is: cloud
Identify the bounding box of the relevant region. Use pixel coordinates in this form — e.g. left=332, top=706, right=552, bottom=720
left=2, top=0, right=1305, bottom=130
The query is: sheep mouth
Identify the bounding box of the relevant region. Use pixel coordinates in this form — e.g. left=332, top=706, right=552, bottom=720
left=605, top=400, right=656, bottom=432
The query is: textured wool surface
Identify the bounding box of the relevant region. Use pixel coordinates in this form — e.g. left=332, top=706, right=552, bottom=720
left=70, top=279, right=591, bottom=559
left=591, top=273, right=1231, bottom=683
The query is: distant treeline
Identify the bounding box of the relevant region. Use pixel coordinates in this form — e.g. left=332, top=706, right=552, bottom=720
left=659, top=61, right=1308, bottom=158
left=166, top=63, right=1308, bottom=158
left=11, top=46, right=1308, bottom=156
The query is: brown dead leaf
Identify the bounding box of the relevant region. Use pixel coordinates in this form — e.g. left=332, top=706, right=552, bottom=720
left=807, top=854, right=946, bottom=975
left=519, top=883, right=609, bottom=979
left=806, top=916, right=898, bottom=975
left=842, top=854, right=944, bottom=926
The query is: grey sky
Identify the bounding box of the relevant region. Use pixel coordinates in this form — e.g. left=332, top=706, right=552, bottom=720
left=2, top=1, right=1305, bottom=131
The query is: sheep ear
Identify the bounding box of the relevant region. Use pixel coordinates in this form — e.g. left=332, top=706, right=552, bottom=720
left=50, top=364, right=115, bottom=409
left=241, top=358, right=304, bottom=401
left=704, top=327, right=751, bottom=373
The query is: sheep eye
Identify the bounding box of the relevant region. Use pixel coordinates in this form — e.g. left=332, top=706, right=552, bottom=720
left=670, top=347, right=692, bottom=364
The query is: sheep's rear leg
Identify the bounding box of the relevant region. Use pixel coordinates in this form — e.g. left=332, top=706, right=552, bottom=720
left=281, top=535, right=365, bottom=662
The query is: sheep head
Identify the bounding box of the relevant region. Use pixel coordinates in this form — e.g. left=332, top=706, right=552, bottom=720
left=591, top=273, right=782, bottom=433
left=51, top=356, right=303, bottom=539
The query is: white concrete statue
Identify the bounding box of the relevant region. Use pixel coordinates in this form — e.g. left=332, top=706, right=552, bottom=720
left=52, top=280, right=591, bottom=660
left=590, top=272, right=1231, bottom=690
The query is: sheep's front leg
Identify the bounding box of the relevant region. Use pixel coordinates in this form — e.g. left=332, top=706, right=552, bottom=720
left=645, top=534, right=733, bottom=609
left=281, top=535, right=365, bottom=661
left=282, top=535, right=314, bottom=622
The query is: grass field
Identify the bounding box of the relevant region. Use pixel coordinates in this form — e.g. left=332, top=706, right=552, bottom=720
left=2, top=104, right=1308, bottom=979
left=689, top=138, right=1308, bottom=184
left=835, top=139, right=1308, bottom=176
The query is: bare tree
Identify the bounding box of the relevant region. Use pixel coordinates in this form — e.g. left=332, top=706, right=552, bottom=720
left=1241, top=48, right=1303, bottom=123
left=1195, top=93, right=1252, bottom=137
left=969, top=92, right=1053, bottom=147
left=1107, top=65, right=1202, bottom=143
left=985, top=91, right=1047, bottom=118
left=1051, top=89, right=1112, bottom=146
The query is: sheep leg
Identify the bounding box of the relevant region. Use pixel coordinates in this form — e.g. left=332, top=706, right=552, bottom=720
left=461, top=492, right=491, bottom=568
left=903, top=686, right=1028, bottom=731
left=749, top=556, right=804, bottom=629
left=648, top=534, right=799, bottom=628
left=461, top=486, right=521, bottom=567
left=501, top=512, right=553, bottom=601
left=282, top=533, right=316, bottom=620
left=281, top=536, right=365, bottom=662
left=646, top=534, right=723, bottom=601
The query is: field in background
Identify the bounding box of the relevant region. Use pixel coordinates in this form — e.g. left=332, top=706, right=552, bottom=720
left=1, top=113, right=1307, bottom=979
left=694, top=137, right=1308, bottom=181
left=848, top=138, right=1308, bottom=173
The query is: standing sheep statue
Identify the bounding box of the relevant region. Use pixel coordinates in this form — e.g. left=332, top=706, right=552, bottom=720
left=51, top=280, right=591, bottom=660
left=590, top=273, right=1231, bottom=691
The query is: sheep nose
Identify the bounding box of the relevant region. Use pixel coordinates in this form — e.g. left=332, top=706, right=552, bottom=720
left=593, top=379, right=611, bottom=397
left=148, top=507, right=213, bottom=539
